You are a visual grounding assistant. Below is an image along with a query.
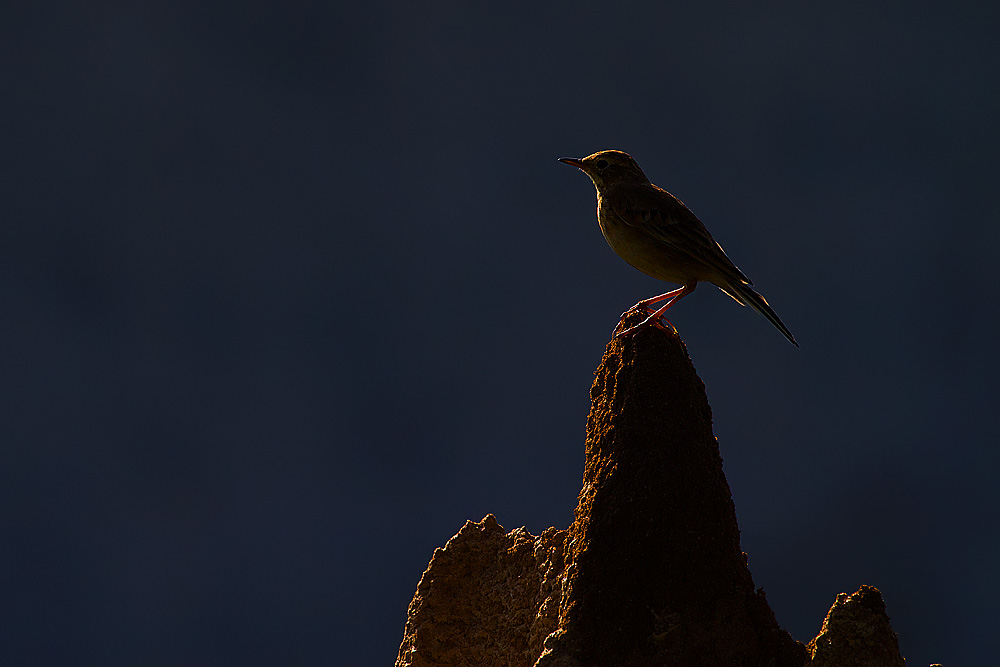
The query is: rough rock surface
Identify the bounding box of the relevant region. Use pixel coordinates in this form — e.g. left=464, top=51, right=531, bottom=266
left=396, top=310, right=908, bottom=666
left=395, top=515, right=567, bottom=667
left=806, top=585, right=905, bottom=666
left=536, top=313, right=805, bottom=667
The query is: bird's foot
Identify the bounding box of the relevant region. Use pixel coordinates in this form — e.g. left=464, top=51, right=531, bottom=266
left=614, top=289, right=686, bottom=338
left=618, top=302, right=643, bottom=320
left=619, top=303, right=662, bottom=320
left=612, top=312, right=676, bottom=339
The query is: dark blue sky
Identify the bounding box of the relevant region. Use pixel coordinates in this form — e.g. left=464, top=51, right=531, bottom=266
left=2, top=2, right=997, bottom=665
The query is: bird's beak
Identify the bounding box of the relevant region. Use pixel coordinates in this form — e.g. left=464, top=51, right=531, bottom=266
left=558, top=157, right=584, bottom=168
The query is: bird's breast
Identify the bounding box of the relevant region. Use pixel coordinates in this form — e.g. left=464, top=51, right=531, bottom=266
left=596, top=198, right=697, bottom=285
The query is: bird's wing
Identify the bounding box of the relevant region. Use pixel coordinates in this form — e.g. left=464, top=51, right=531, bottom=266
left=610, top=183, right=752, bottom=286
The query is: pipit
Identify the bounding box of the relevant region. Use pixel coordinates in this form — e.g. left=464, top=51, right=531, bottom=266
left=559, top=150, right=797, bottom=346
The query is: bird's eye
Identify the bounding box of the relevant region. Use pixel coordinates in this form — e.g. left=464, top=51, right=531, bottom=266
left=595, top=159, right=609, bottom=170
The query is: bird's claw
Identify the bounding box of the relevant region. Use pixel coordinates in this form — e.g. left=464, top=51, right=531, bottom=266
left=612, top=313, right=676, bottom=340
left=619, top=302, right=661, bottom=321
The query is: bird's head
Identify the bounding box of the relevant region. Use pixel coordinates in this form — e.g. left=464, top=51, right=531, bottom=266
left=558, top=150, right=649, bottom=189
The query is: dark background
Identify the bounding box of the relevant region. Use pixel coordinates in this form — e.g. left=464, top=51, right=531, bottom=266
left=3, top=2, right=997, bottom=665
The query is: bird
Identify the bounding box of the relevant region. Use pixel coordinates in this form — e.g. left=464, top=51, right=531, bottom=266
left=559, top=150, right=798, bottom=346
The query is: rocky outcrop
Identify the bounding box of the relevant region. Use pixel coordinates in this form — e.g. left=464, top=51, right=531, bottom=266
left=807, top=585, right=905, bottom=666
left=395, top=516, right=567, bottom=667
left=396, top=310, right=907, bottom=666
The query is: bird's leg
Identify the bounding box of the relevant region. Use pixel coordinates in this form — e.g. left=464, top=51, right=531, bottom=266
left=614, top=284, right=696, bottom=339
left=615, top=287, right=683, bottom=336
left=621, top=287, right=686, bottom=318
left=614, top=287, right=684, bottom=336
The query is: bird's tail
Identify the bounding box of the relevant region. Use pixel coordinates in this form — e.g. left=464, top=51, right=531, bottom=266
left=719, top=281, right=798, bottom=347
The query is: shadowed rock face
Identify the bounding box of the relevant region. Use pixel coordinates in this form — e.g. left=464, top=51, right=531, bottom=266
left=807, top=585, right=905, bottom=667
left=541, top=315, right=804, bottom=667
left=396, top=312, right=907, bottom=666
